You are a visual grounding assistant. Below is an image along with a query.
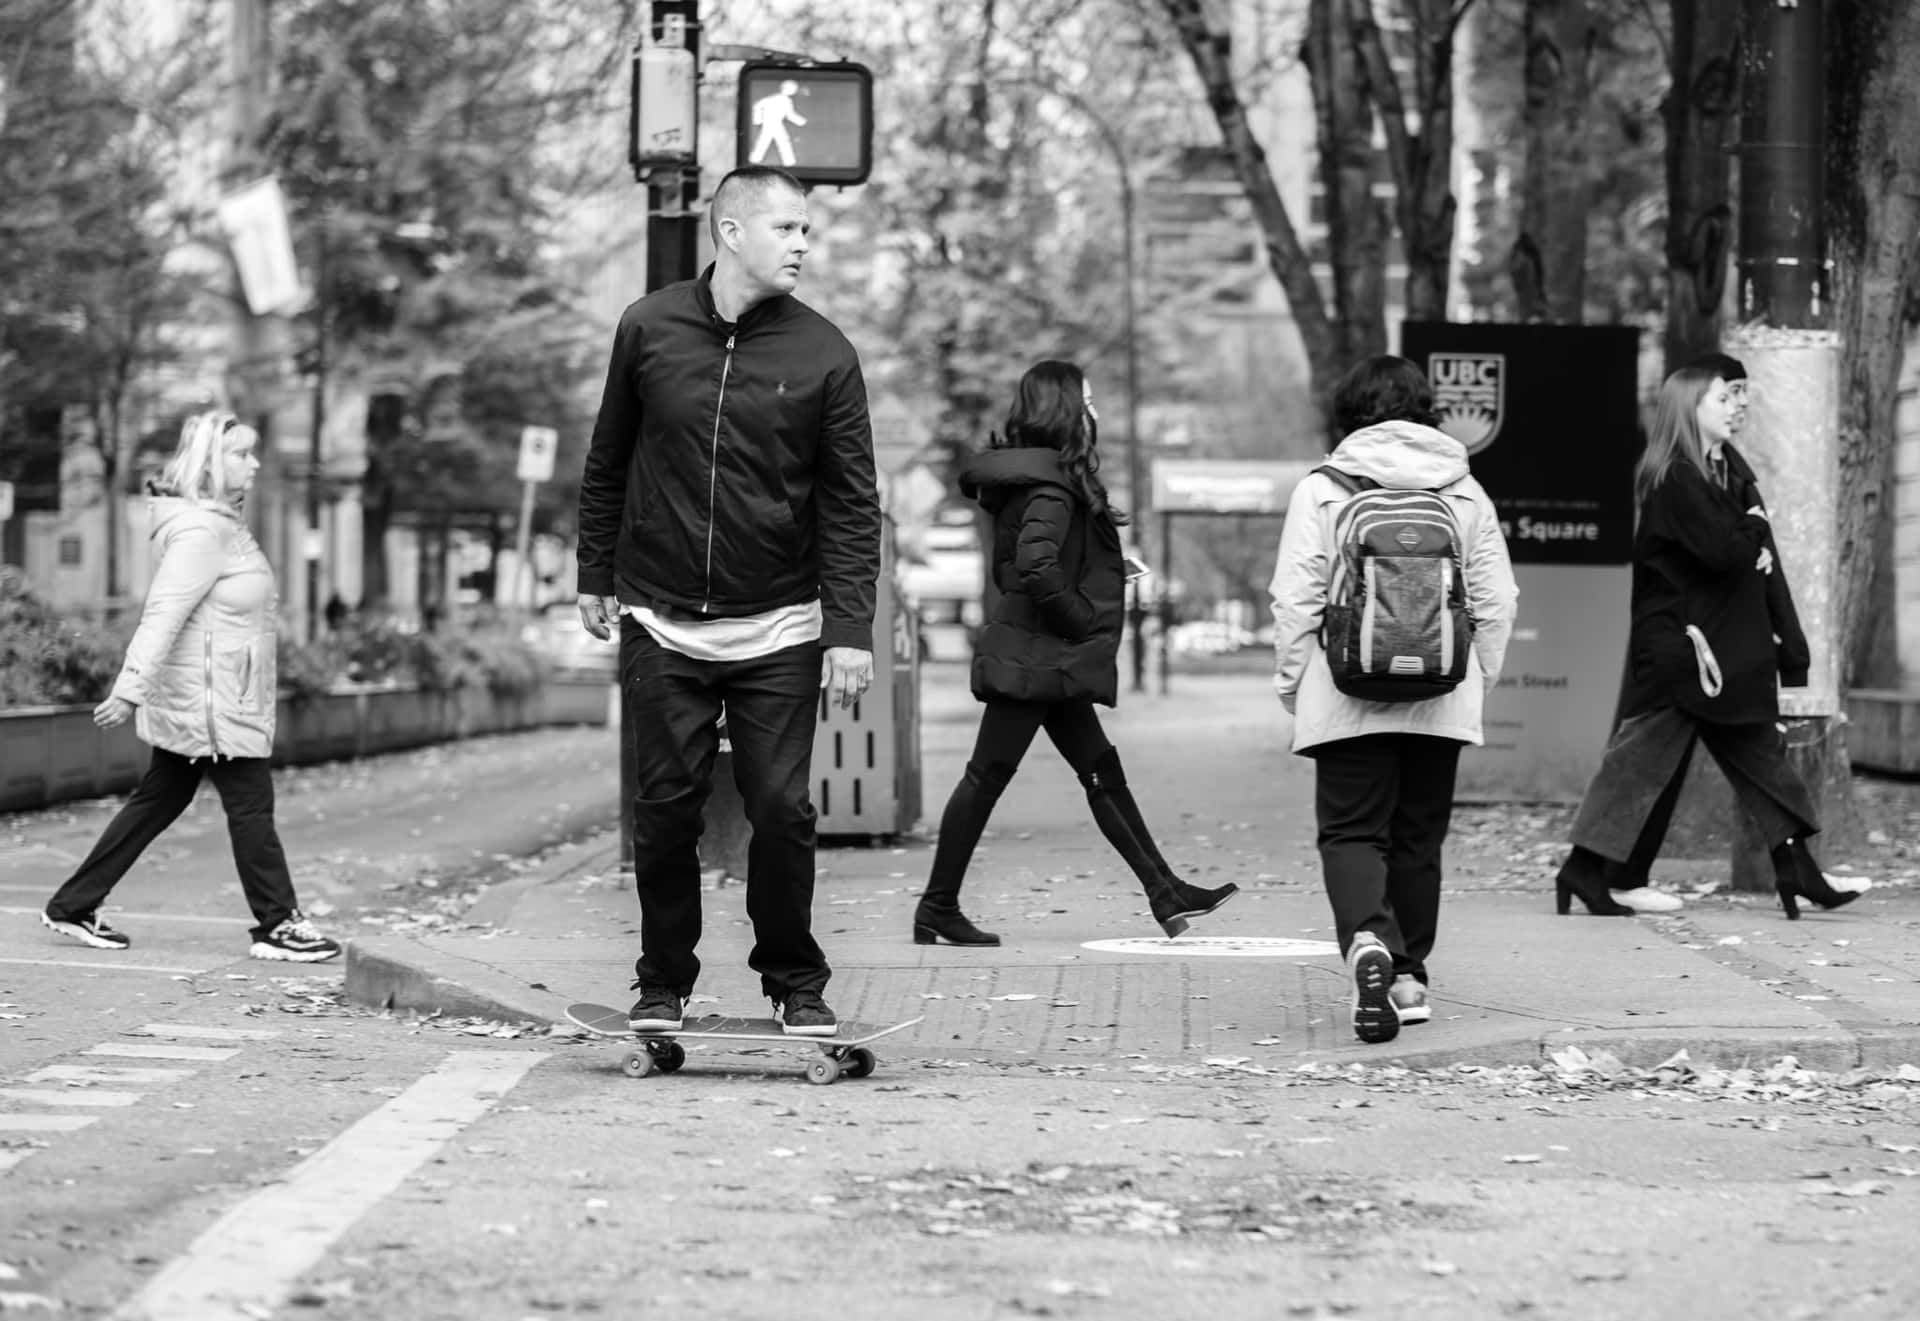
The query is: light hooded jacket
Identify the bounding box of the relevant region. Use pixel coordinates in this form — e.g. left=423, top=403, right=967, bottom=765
left=111, top=496, right=280, bottom=760
left=1268, top=421, right=1519, bottom=755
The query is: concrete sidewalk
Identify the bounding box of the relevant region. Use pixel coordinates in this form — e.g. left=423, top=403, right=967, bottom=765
left=343, top=666, right=1920, bottom=1072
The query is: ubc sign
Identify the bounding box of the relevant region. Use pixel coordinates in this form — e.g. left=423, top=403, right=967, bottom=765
left=736, top=62, right=874, bottom=186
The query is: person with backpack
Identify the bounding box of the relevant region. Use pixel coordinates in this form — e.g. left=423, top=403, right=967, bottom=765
left=911, top=360, right=1239, bottom=946
left=1269, top=356, right=1518, bottom=1044
left=1549, top=358, right=1870, bottom=920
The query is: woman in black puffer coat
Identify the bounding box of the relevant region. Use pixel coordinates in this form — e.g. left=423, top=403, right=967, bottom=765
left=911, top=360, right=1238, bottom=946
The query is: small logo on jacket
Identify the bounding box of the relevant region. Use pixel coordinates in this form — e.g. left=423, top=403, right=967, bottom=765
left=1430, top=353, right=1505, bottom=454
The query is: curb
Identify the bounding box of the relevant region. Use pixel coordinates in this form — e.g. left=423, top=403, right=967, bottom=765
left=342, top=933, right=1920, bottom=1072
left=344, top=937, right=571, bottom=1028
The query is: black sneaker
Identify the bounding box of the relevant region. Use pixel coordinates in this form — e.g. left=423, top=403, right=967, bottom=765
left=627, top=986, right=684, bottom=1032
left=777, top=988, right=838, bottom=1037
left=1348, top=932, right=1399, bottom=1045
left=42, top=909, right=131, bottom=950
left=249, top=911, right=341, bottom=963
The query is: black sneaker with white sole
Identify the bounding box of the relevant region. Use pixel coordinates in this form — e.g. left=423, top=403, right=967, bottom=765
left=627, top=985, right=684, bottom=1032
left=776, top=988, right=838, bottom=1037
left=249, top=912, right=341, bottom=963
left=1348, top=933, right=1399, bottom=1044
left=42, top=909, right=131, bottom=950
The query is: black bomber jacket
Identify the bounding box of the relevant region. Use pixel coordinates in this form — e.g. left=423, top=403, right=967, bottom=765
left=576, top=269, right=881, bottom=651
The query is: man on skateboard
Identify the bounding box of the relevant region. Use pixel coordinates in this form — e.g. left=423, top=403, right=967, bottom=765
left=576, top=165, right=881, bottom=1038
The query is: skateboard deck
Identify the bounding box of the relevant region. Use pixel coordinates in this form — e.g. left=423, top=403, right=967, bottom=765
left=564, top=1004, right=923, bottom=1085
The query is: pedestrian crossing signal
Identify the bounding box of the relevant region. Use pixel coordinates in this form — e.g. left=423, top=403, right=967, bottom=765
left=736, top=62, right=873, bottom=186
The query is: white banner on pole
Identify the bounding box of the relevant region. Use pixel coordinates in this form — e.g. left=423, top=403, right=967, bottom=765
left=217, top=176, right=305, bottom=316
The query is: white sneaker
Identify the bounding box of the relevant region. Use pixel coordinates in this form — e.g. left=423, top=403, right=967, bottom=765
left=1823, top=872, right=1873, bottom=895
left=1610, top=886, right=1684, bottom=914
left=1389, top=976, right=1431, bottom=1025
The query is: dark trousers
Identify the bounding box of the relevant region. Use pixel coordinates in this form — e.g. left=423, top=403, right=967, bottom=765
left=1570, top=708, right=1818, bottom=876
left=621, top=618, right=826, bottom=1001
left=922, top=699, right=1115, bottom=898
left=46, top=747, right=298, bottom=939
left=1310, top=733, right=1463, bottom=985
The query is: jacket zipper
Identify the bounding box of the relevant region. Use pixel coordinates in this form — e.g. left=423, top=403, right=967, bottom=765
left=703, top=333, right=737, bottom=612
left=202, top=631, right=221, bottom=759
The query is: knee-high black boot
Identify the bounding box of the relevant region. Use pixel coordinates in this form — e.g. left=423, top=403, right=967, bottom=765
left=1081, top=748, right=1228, bottom=937
left=913, top=761, right=1011, bottom=946
left=1103, top=776, right=1239, bottom=920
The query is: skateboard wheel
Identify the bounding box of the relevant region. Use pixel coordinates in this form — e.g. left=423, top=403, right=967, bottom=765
left=805, top=1058, right=838, bottom=1086
left=621, top=1048, right=656, bottom=1079
left=655, top=1041, right=687, bottom=1073
left=844, top=1048, right=876, bottom=1080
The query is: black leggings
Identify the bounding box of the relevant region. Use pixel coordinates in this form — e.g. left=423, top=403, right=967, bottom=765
left=965, top=698, right=1114, bottom=783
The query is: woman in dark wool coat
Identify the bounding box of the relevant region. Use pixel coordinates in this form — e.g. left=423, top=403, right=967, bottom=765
left=1552, top=359, right=1870, bottom=919
left=910, top=360, right=1236, bottom=946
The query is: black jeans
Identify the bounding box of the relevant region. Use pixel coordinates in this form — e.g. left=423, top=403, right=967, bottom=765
left=1310, top=733, right=1463, bottom=985
left=621, top=618, right=827, bottom=1001
left=46, top=747, right=299, bottom=939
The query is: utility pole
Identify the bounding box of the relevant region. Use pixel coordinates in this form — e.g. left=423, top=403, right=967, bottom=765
left=1728, top=0, right=1848, bottom=888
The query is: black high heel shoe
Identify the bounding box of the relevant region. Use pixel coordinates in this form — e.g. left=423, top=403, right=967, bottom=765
left=1770, top=840, right=1864, bottom=921
left=1554, top=850, right=1633, bottom=916
left=912, top=904, right=1001, bottom=946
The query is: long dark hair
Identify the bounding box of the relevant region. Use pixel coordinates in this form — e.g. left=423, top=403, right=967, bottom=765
left=988, top=359, right=1128, bottom=525
left=1634, top=363, right=1720, bottom=508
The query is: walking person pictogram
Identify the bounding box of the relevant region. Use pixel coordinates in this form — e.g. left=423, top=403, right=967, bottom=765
left=749, top=80, right=807, bottom=167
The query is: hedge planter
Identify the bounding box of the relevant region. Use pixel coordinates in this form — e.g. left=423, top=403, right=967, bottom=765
left=0, top=677, right=613, bottom=814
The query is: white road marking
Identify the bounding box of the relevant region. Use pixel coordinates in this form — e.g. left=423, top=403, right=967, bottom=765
left=0, top=844, right=80, bottom=867
left=135, top=1024, right=281, bottom=1041
left=0, top=958, right=210, bottom=975
left=87, top=1043, right=239, bottom=1063
left=0, top=1088, right=141, bottom=1107
left=114, top=1050, right=547, bottom=1321
left=0, top=1114, right=97, bottom=1132
left=0, top=906, right=250, bottom=927
left=26, top=1065, right=192, bottom=1086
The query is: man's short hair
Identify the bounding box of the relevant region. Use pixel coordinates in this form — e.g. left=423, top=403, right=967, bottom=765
left=709, top=165, right=805, bottom=245
left=1687, top=351, right=1747, bottom=382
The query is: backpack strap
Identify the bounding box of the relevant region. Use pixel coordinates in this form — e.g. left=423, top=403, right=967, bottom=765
left=1313, top=464, right=1379, bottom=495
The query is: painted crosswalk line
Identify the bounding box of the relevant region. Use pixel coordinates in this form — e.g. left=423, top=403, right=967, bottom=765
left=0, top=958, right=211, bottom=975
left=114, top=1050, right=547, bottom=1321
left=25, top=1065, right=193, bottom=1087
left=0, top=1088, right=142, bottom=1107
left=0, top=1114, right=98, bottom=1132
left=86, top=1044, right=241, bottom=1063
left=133, top=1025, right=282, bottom=1041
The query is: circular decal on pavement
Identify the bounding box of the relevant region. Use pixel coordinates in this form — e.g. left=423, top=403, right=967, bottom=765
left=1081, top=936, right=1340, bottom=958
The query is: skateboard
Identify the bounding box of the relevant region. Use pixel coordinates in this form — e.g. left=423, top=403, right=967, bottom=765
left=564, top=1004, right=924, bottom=1086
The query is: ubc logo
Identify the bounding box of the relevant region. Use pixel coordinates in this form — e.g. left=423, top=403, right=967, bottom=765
left=1431, top=353, right=1505, bottom=454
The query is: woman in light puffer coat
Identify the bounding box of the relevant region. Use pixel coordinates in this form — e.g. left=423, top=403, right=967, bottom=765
left=1270, top=356, right=1518, bottom=1044
left=40, top=412, right=339, bottom=962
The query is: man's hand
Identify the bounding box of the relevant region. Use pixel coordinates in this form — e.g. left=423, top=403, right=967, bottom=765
left=1757, top=545, right=1774, bottom=575
left=94, top=696, right=133, bottom=729
left=821, top=647, right=874, bottom=710
left=578, top=593, right=619, bottom=640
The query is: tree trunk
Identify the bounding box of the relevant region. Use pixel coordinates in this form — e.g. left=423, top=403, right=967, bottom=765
left=1308, top=0, right=1389, bottom=367
left=1662, top=0, right=1740, bottom=371
left=1158, top=0, right=1340, bottom=421
left=1350, top=0, right=1467, bottom=324
left=1515, top=0, right=1597, bottom=322
left=1830, top=1, right=1920, bottom=690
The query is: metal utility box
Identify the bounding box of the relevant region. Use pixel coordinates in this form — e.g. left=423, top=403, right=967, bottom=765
left=814, top=530, right=921, bottom=838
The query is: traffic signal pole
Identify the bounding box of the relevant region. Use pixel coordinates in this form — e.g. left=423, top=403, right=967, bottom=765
left=622, top=0, right=703, bottom=868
